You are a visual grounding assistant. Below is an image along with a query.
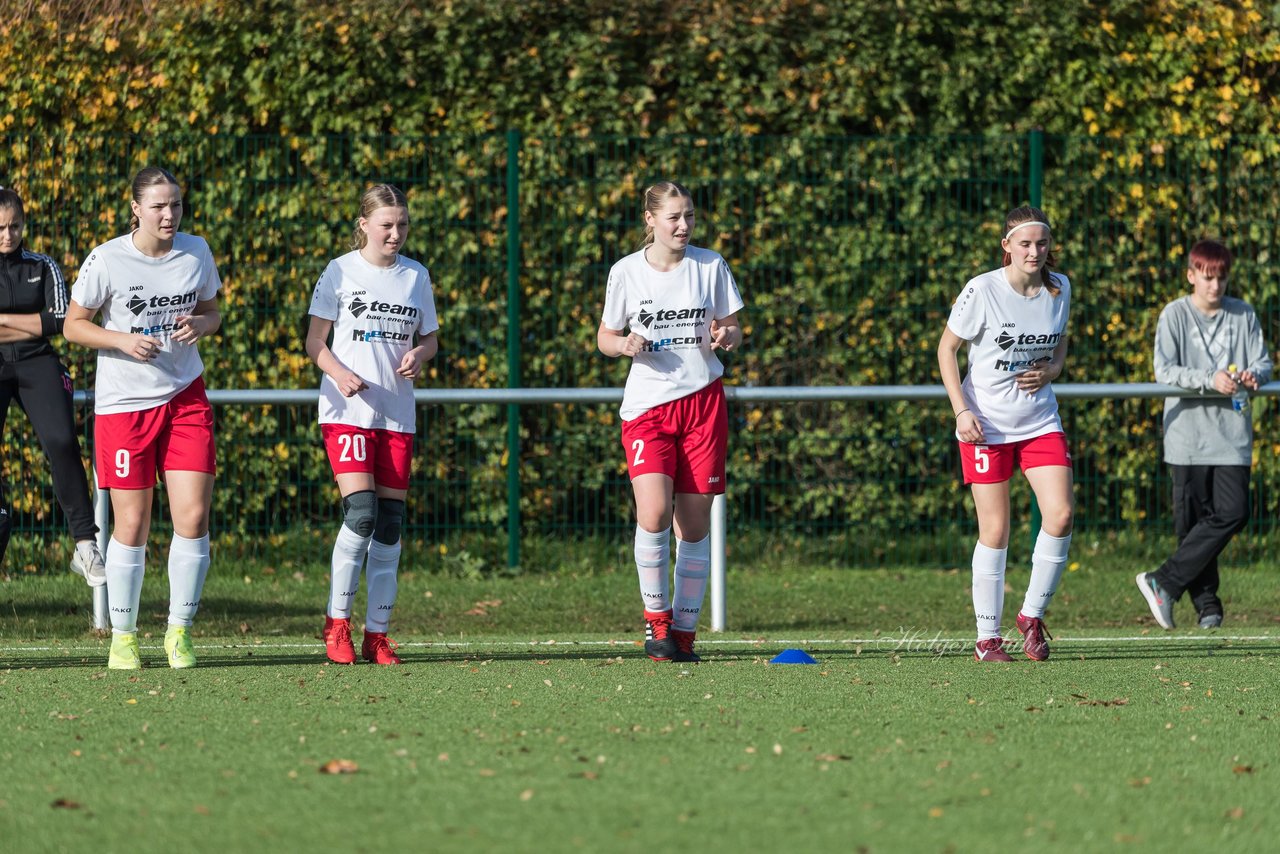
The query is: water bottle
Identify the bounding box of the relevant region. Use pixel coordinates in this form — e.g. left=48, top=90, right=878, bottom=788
left=1228, top=363, right=1250, bottom=413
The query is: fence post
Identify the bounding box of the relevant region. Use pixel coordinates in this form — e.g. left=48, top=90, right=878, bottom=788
left=1029, top=128, right=1043, bottom=207
left=92, top=474, right=110, bottom=631
left=506, top=130, right=523, bottom=569
left=710, top=493, right=726, bottom=631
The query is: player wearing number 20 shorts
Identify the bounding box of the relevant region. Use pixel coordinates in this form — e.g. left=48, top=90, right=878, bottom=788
left=937, top=206, right=1075, bottom=664
left=306, top=184, right=439, bottom=666
left=64, top=166, right=222, bottom=671
left=598, top=181, right=744, bottom=664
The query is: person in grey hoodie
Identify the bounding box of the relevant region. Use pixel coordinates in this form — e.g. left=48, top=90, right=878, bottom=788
left=1137, top=239, right=1272, bottom=630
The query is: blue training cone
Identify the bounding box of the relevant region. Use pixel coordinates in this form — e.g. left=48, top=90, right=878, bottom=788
left=769, top=648, right=818, bottom=664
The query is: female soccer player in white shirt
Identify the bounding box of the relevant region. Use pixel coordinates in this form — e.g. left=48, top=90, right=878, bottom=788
left=598, top=181, right=744, bottom=663
left=64, top=167, right=222, bottom=670
left=306, top=185, right=439, bottom=665
left=937, top=206, right=1074, bottom=663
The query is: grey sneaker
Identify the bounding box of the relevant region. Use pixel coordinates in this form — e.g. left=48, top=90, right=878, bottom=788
left=1198, top=613, right=1223, bottom=629
left=1135, top=572, right=1175, bottom=630
left=70, top=540, right=107, bottom=588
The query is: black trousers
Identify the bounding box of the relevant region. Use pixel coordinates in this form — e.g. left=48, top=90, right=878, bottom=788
left=0, top=353, right=97, bottom=563
left=1152, top=464, right=1250, bottom=617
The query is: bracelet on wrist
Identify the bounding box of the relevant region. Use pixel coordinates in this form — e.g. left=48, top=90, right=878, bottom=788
left=954, top=408, right=970, bottom=418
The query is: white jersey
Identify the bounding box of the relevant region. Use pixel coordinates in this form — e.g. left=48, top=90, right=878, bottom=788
left=71, top=232, right=221, bottom=415
left=601, top=245, right=745, bottom=420
left=947, top=268, right=1071, bottom=444
left=309, top=250, right=439, bottom=433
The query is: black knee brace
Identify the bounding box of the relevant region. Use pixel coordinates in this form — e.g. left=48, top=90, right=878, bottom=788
left=341, top=490, right=378, bottom=537
left=372, top=498, right=405, bottom=545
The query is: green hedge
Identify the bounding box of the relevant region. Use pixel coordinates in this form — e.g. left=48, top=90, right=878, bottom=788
left=0, top=1, right=1277, bottom=568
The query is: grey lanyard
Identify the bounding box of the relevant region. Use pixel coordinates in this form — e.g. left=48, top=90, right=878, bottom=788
left=1185, top=296, right=1230, bottom=368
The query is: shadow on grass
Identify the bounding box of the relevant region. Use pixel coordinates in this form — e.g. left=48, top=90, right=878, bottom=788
left=5, top=637, right=1279, bottom=670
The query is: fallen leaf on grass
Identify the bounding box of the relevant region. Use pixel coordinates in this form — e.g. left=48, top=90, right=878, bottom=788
left=1233, top=765, right=1254, bottom=774
left=51, top=799, right=81, bottom=809
left=1075, top=697, right=1129, bottom=707
left=1128, top=777, right=1152, bottom=788
left=1226, top=807, right=1245, bottom=819
left=815, top=754, right=852, bottom=762
left=519, top=789, right=535, bottom=801
left=318, top=759, right=359, bottom=775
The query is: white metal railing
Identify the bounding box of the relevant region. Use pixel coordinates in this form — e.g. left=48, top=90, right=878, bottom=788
left=83, top=381, right=1280, bottom=631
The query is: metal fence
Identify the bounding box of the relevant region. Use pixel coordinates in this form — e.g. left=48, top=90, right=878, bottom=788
left=2, top=132, right=1278, bottom=572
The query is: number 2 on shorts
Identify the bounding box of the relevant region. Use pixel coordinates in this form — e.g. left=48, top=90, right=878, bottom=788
left=631, top=439, right=645, bottom=467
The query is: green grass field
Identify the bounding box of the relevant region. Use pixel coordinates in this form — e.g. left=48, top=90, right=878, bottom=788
left=2, top=561, right=1278, bottom=852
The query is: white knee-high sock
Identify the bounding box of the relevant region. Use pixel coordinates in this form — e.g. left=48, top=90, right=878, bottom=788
left=167, top=533, right=211, bottom=627
left=1021, top=530, right=1072, bottom=619
left=634, top=525, right=671, bottom=613
left=972, top=542, right=1007, bottom=640
left=672, top=535, right=711, bottom=632
left=328, top=524, right=370, bottom=619
left=106, top=537, right=145, bottom=635
left=364, top=539, right=400, bottom=633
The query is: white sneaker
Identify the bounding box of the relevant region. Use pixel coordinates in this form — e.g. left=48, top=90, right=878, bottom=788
left=70, top=540, right=107, bottom=587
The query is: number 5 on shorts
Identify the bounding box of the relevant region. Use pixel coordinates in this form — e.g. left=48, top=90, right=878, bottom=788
left=973, top=445, right=989, bottom=474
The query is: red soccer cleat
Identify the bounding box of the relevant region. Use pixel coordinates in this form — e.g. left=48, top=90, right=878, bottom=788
left=1015, top=612, right=1053, bottom=661
left=323, top=615, right=356, bottom=665
left=672, top=628, right=701, bottom=663
left=644, top=609, right=676, bottom=661
left=974, top=637, right=1015, bottom=662
left=362, top=631, right=402, bottom=665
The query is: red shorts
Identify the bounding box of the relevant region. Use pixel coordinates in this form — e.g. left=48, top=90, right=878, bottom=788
left=95, top=377, right=216, bottom=489
left=959, top=431, right=1071, bottom=485
left=322, top=424, right=414, bottom=490
left=621, top=379, right=727, bottom=494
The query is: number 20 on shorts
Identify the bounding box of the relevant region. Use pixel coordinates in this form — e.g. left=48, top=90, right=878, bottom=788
left=337, top=433, right=368, bottom=462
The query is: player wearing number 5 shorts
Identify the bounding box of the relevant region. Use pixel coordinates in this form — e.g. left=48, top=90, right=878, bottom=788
left=597, top=181, right=744, bottom=664
left=937, top=206, right=1074, bottom=663
left=64, top=167, right=222, bottom=670
left=306, top=185, right=439, bottom=666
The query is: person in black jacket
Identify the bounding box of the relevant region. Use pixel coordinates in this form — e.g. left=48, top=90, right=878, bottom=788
left=0, top=187, right=104, bottom=585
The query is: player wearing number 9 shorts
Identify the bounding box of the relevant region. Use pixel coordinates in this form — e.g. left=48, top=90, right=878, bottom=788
left=597, top=181, right=744, bottom=664
left=937, top=206, right=1074, bottom=664
left=305, top=184, right=439, bottom=665
left=64, top=167, right=222, bottom=671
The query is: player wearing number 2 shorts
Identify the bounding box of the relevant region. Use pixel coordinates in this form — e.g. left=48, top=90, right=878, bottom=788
left=597, top=181, right=744, bottom=664
left=306, top=184, right=439, bottom=665
left=937, top=206, right=1074, bottom=664
left=64, top=166, right=222, bottom=671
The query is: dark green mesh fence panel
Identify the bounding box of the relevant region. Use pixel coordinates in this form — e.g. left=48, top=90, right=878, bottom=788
left=1048, top=135, right=1280, bottom=557
left=0, top=133, right=1276, bottom=573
